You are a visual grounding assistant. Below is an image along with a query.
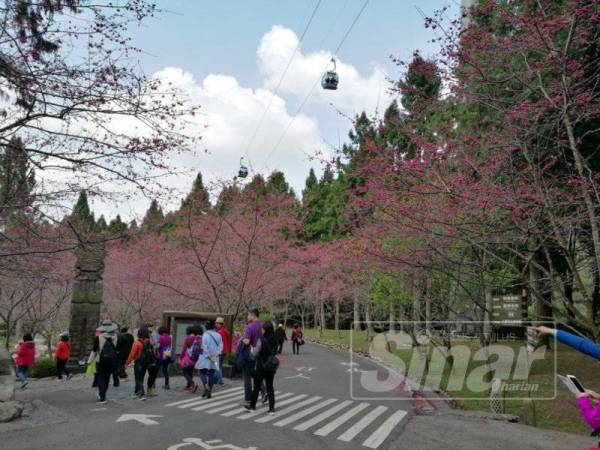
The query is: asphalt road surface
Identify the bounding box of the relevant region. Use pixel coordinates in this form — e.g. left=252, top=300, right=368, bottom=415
left=1, top=342, right=595, bottom=450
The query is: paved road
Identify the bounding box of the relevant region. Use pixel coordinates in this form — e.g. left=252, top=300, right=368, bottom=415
left=0, top=342, right=595, bottom=450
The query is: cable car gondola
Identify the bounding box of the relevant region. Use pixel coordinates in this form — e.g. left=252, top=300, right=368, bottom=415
left=238, top=157, right=248, bottom=179
left=321, top=58, right=339, bottom=90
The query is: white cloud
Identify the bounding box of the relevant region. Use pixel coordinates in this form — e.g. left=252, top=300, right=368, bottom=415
left=88, top=26, right=392, bottom=220
left=258, top=25, right=390, bottom=114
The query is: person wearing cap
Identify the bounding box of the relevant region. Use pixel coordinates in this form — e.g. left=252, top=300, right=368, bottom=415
left=275, top=324, right=287, bottom=354
left=214, top=317, right=230, bottom=386
left=88, top=320, right=120, bottom=404
left=55, top=332, right=72, bottom=381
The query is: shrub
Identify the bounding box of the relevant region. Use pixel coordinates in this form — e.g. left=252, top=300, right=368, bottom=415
left=30, top=357, right=57, bottom=378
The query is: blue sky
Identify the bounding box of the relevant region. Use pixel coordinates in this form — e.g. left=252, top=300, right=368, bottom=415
left=94, top=1, right=459, bottom=220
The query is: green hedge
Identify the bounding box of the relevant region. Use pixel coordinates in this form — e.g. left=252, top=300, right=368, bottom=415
left=30, top=356, right=57, bottom=378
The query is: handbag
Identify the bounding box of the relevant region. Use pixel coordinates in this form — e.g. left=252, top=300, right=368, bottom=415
left=86, top=360, right=97, bottom=376
left=163, top=346, right=172, bottom=359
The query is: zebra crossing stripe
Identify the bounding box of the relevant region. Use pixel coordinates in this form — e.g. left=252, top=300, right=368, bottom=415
left=190, top=394, right=245, bottom=412
left=313, top=402, right=370, bottom=436
left=337, top=405, right=388, bottom=442
left=237, top=394, right=307, bottom=420
left=293, top=400, right=353, bottom=432
left=362, top=409, right=408, bottom=449
left=273, top=398, right=338, bottom=427
left=166, top=387, right=243, bottom=407
left=221, top=392, right=296, bottom=417
left=175, top=389, right=245, bottom=409
left=206, top=392, right=282, bottom=414
left=255, top=396, right=323, bottom=424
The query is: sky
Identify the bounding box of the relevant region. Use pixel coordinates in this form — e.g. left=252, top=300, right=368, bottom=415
left=89, top=0, right=459, bottom=221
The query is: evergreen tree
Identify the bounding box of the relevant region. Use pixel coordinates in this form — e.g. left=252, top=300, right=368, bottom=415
left=108, top=215, right=128, bottom=236
left=71, top=191, right=96, bottom=233
left=215, top=185, right=241, bottom=215
left=399, top=54, right=441, bottom=116
left=266, top=171, right=289, bottom=194
left=142, top=199, right=164, bottom=231
left=181, top=171, right=210, bottom=214
left=95, top=215, right=108, bottom=233
left=0, top=136, right=35, bottom=217
left=302, top=168, right=318, bottom=198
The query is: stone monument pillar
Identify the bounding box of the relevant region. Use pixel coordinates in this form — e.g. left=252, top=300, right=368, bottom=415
left=68, top=240, right=106, bottom=367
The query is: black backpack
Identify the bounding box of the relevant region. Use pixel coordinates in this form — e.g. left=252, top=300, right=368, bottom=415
left=99, top=337, right=117, bottom=366
left=139, top=341, right=157, bottom=366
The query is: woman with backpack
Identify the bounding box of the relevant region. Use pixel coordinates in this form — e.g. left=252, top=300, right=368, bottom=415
left=196, top=320, right=222, bottom=399
left=179, top=325, right=202, bottom=393
left=246, top=322, right=278, bottom=415
left=126, top=327, right=158, bottom=399
left=88, top=320, right=119, bottom=404
left=157, top=326, right=173, bottom=390
left=291, top=323, right=303, bottom=355
left=14, top=333, right=35, bottom=389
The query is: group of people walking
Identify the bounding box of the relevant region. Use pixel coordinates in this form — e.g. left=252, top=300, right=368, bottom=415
left=13, top=310, right=302, bottom=414
left=86, top=317, right=231, bottom=404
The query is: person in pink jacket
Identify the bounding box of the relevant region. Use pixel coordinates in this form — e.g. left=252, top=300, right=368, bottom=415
left=15, top=334, right=36, bottom=389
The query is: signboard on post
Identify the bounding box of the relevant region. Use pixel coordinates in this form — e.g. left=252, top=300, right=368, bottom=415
left=491, top=294, right=527, bottom=324
left=161, top=311, right=234, bottom=357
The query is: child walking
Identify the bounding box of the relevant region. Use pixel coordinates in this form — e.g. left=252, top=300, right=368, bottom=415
left=55, top=332, right=72, bottom=380
left=15, top=334, right=35, bottom=389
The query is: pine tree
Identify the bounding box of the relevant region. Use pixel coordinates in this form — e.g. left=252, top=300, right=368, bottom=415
left=71, top=191, right=96, bottom=233
left=95, top=215, right=108, bottom=233
left=108, top=215, right=128, bottom=236
left=399, top=54, right=441, bottom=116
left=266, top=171, right=289, bottom=194
left=142, top=199, right=164, bottom=231
left=302, top=168, right=318, bottom=198
left=181, top=171, right=210, bottom=214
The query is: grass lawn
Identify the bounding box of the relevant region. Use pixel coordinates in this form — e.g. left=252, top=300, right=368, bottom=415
left=305, top=328, right=599, bottom=435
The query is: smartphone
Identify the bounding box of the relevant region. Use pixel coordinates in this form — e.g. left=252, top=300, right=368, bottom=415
left=567, top=374, right=585, bottom=393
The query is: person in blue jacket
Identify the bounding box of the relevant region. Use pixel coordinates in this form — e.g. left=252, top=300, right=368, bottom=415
left=532, top=325, right=600, bottom=360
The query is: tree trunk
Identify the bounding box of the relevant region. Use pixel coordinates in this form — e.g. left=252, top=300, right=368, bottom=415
left=353, top=291, right=361, bottom=332
left=334, top=299, right=340, bottom=332
left=365, top=301, right=373, bottom=344
left=283, top=301, right=289, bottom=328
left=425, top=291, right=432, bottom=337
left=389, top=302, right=396, bottom=334
left=564, top=115, right=600, bottom=287
left=530, top=259, right=554, bottom=346
left=319, top=300, right=325, bottom=336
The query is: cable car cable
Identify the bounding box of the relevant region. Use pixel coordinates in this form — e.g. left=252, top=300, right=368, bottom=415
left=241, top=0, right=323, bottom=162
left=261, top=0, right=370, bottom=168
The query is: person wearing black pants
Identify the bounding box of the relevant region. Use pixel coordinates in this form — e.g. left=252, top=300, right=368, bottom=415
left=96, top=361, right=114, bottom=402
left=247, top=322, right=278, bottom=414
left=56, top=359, right=70, bottom=379
left=89, top=320, right=120, bottom=404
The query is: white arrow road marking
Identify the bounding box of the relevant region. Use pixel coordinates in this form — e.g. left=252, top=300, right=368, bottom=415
left=116, top=414, right=162, bottom=426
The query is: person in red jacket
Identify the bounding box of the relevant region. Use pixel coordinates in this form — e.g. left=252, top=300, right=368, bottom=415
left=55, top=332, right=72, bottom=381
left=291, top=323, right=303, bottom=355
left=215, top=317, right=231, bottom=385
left=15, top=334, right=35, bottom=389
